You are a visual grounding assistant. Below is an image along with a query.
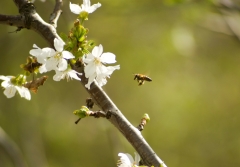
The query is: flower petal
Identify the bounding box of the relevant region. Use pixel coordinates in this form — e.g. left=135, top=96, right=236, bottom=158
left=45, top=57, right=58, bottom=72
left=0, top=75, right=12, bottom=82
left=84, top=62, right=96, bottom=78
left=53, top=70, right=63, bottom=81
left=3, top=86, right=17, bottom=98
left=39, top=64, right=48, bottom=73
left=87, top=3, right=101, bottom=13
left=68, top=70, right=81, bottom=80
left=16, top=86, right=31, bottom=100
left=69, top=2, right=82, bottom=14
left=29, top=44, right=42, bottom=57
left=62, top=51, right=75, bottom=59
left=41, top=48, right=56, bottom=58
left=54, top=38, right=65, bottom=52
left=100, top=52, right=116, bottom=64
left=85, top=75, right=95, bottom=89
left=83, top=53, right=95, bottom=64
left=57, top=59, right=68, bottom=71
left=118, top=153, right=132, bottom=166
left=134, top=152, right=140, bottom=165
left=92, top=44, right=103, bottom=58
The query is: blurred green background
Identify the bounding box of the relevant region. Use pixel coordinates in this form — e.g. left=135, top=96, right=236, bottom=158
left=1, top=0, right=240, bottom=166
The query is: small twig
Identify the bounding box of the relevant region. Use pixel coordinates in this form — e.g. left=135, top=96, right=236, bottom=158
left=136, top=114, right=150, bottom=131
left=88, top=110, right=107, bottom=118
left=136, top=119, right=147, bottom=131
left=75, top=118, right=81, bottom=124
left=75, top=110, right=109, bottom=124
left=0, top=14, right=24, bottom=28
left=86, top=97, right=94, bottom=109
left=49, top=0, right=63, bottom=28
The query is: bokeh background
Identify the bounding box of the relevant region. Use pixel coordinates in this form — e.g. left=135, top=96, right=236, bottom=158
left=1, top=0, right=240, bottom=166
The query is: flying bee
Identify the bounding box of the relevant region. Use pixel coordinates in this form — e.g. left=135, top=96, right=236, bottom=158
left=134, top=74, right=152, bottom=86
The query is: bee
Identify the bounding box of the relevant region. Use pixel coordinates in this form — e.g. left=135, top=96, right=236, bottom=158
left=134, top=74, right=152, bottom=86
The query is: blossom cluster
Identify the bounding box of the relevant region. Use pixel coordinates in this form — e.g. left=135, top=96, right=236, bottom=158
left=0, top=0, right=119, bottom=100
left=29, top=38, right=81, bottom=82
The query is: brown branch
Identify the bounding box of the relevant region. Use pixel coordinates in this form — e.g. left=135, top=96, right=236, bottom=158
left=49, top=0, right=63, bottom=28
left=73, top=63, right=166, bottom=166
left=0, top=14, right=24, bottom=28
left=30, top=13, right=61, bottom=48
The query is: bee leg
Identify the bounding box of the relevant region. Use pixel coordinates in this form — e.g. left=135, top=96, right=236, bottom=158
left=134, top=75, right=138, bottom=80
left=138, top=80, right=144, bottom=86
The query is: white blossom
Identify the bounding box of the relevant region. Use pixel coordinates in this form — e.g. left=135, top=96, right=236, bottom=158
left=83, top=44, right=120, bottom=89
left=0, top=76, right=31, bottom=100
left=30, top=38, right=75, bottom=73
left=53, top=68, right=82, bottom=81
left=70, top=0, right=101, bottom=14
left=118, top=152, right=140, bottom=167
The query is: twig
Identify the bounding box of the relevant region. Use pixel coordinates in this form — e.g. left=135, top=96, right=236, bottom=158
left=49, top=0, right=63, bottom=28
left=73, top=62, right=167, bottom=166
left=0, top=14, right=24, bottom=29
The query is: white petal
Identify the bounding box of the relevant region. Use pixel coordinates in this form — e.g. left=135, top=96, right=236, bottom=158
left=3, top=86, right=17, bottom=98
left=83, top=0, right=90, bottom=7
left=92, top=44, right=103, bottom=58
left=1, top=80, right=11, bottom=88
left=100, top=52, right=116, bottom=64
left=118, top=153, right=132, bottom=166
left=95, top=64, right=107, bottom=75
left=134, top=152, right=140, bottom=165
left=57, top=59, right=68, bottom=71
left=68, top=70, right=81, bottom=80
left=87, top=3, right=101, bottom=13
left=84, top=62, right=96, bottom=78
left=96, top=74, right=107, bottom=87
left=54, top=38, right=65, bottom=52
left=29, top=44, right=42, bottom=57
left=16, top=86, right=31, bottom=100
left=85, top=75, right=95, bottom=89
left=69, top=2, right=82, bottom=14
left=39, top=64, right=48, bottom=73
left=53, top=70, right=63, bottom=81
left=125, top=153, right=135, bottom=164
left=41, top=48, right=56, bottom=58
left=45, top=57, right=58, bottom=71
left=0, top=75, right=12, bottom=82
left=62, top=51, right=75, bottom=59
left=83, top=53, right=95, bottom=64
left=105, top=65, right=120, bottom=76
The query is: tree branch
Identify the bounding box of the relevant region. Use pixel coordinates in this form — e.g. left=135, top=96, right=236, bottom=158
left=49, top=0, right=63, bottom=28
left=0, top=14, right=24, bottom=28
left=74, top=64, right=166, bottom=167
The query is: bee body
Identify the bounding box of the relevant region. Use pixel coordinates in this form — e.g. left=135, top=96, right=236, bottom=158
left=134, top=74, right=152, bottom=86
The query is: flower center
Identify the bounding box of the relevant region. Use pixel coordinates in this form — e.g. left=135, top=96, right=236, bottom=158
left=54, top=52, right=62, bottom=60
left=94, top=57, right=101, bottom=65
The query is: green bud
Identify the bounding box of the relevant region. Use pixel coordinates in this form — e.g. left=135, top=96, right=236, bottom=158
left=142, top=113, right=150, bottom=122
left=73, top=106, right=90, bottom=118
left=12, top=74, right=27, bottom=85
left=79, top=11, right=89, bottom=21
left=10, top=76, right=17, bottom=85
